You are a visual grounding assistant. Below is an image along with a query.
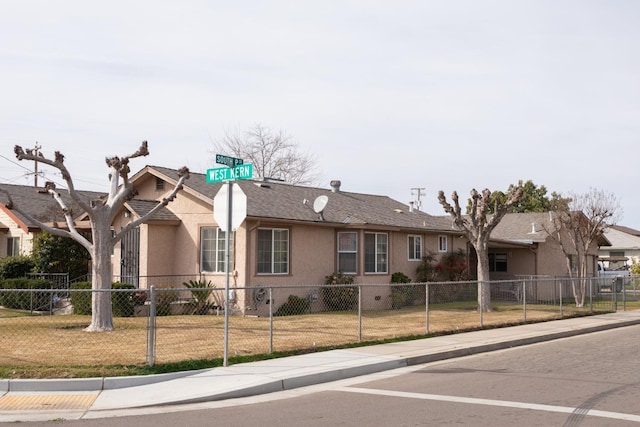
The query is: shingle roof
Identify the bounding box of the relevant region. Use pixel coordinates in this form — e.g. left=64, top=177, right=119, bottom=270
left=145, top=165, right=457, bottom=233
left=603, top=227, right=640, bottom=250
left=490, top=212, right=553, bottom=243
left=0, top=183, right=105, bottom=229
left=124, top=199, right=180, bottom=222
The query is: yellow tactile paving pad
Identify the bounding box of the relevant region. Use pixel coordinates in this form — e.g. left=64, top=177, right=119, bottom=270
left=0, top=393, right=97, bottom=410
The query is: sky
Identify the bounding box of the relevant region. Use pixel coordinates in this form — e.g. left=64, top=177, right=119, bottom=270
left=1, top=1, right=639, bottom=229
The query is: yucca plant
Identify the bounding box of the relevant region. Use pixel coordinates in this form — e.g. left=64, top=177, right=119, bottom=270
left=183, top=280, right=216, bottom=314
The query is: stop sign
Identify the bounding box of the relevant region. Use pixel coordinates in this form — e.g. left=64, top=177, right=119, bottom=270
left=213, top=183, right=247, bottom=232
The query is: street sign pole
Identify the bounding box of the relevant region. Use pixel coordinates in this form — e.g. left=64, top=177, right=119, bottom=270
left=223, top=180, right=232, bottom=367
left=208, top=155, right=252, bottom=367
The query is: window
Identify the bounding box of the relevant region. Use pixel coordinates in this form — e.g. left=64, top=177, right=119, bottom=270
left=489, top=253, right=508, bottom=272
left=155, top=177, right=165, bottom=190
left=200, top=227, right=228, bottom=272
left=257, top=228, right=289, bottom=274
left=438, top=235, right=448, bottom=252
left=338, top=232, right=358, bottom=274
left=408, top=235, right=422, bottom=261
left=6, top=237, right=19, bottom=257
left=365, top=232, right=388, bottom=273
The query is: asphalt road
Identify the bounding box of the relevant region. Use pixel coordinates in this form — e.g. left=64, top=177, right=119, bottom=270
left=7, top=324, right=640, bottom=426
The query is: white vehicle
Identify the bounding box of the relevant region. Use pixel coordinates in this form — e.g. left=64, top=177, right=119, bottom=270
left=597, top=257, right=631, bottom=292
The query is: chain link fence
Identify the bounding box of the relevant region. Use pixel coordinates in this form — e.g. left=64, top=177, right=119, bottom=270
left=1, top=276, right=639, bottom=369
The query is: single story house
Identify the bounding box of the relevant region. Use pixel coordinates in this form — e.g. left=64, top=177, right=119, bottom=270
left=0, top=182, right=101, bottom=261
left=111, top=166, right=468, bottom=314
left=598, top=225, right=640, bottom=268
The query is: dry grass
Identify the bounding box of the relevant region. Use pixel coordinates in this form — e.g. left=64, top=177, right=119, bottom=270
left=1, top=299, right=618, bottom=380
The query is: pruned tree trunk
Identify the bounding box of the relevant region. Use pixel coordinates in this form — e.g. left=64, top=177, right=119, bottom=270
left=8, top=142, right=190, bottom=332
left=475, top=239, right=492, bottom=312
left=438, top=186, right=523, bottom=313
left=86, top=213, right=115, bottom=331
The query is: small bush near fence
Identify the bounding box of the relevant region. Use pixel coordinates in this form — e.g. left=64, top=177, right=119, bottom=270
left=0, top=278, right=55, bottom=310
left=70, top=281, right=136, bottom=317
left=322, top=272, right=358, bottom=311
left=275, top=295, right=310, bottom=316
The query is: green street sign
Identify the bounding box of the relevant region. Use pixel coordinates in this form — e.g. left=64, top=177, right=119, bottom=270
left=206, top=163, right=253, bottom=183
left=215, top=154, right=244, bottom=168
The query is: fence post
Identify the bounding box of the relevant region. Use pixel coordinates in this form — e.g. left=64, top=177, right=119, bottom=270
left=269, top=287, right=274, bottom=353
left=358, top=285, right=362, bottom=342
left=522, top=280, right=527, bottom=322
left=147, top=285, right=156, bottom=367
left=622, top=280, right=626, bottom=311
left=425, top=283, right=430, bottom=335
left=589, top=277, right=593, bottom=312
left=479, top=281, right=483, bottom=328
left=559, top=278, right=563, bottom=316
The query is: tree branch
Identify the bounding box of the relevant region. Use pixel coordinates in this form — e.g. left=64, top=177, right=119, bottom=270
left=14, top=145, right=92, bottom=214
left=115, top=167, right=190, bottom=243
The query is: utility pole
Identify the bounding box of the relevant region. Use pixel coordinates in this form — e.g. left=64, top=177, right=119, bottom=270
left=28, top=142, right=43, bottom=186
left=411, top=187, right=425, bottom=211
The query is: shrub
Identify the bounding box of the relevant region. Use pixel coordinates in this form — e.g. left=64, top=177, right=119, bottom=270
left=0, top=278, right=55, bottom=310
left=183, top=279, right=215, bottom=314
left=111, top=282, right=136, bottom=317
left=155, top=284, right=179, bottom=316
left=274, top=294, right=310, bottom=316
left=31, top=231, right=90, bottom=279
left=435, top=249, right=470, bottom=281
left=70, top=282, right=136, bottom=317
left=0, top=256, right=35, bottom=279
left=322, top=272, right=358, bottom=311
left=415, top=252, right=438, bottom=282
left=70, top=282, right=92, bottom=315
left=390, top=272, right=421, bottom=308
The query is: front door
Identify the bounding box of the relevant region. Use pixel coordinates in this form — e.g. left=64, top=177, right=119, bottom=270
left=120, top=227, right=140, bottom=287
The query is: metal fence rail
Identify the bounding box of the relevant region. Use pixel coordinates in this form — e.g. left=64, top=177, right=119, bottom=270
left=1, top=276, right=638, bottom=369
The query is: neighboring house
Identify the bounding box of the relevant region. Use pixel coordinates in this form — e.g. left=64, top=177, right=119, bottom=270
left=111, top=166, right=469, bottom=314
left=488, top=212, right=605, bottom=279
left=0, top=183, right=102, bottom=259
left=598, top=225, right=640, bottom=268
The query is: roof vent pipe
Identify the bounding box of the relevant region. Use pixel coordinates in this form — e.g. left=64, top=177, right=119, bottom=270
left=330, top=180, right=341, bottom=193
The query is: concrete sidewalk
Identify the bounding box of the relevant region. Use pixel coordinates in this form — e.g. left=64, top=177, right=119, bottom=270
left=1, top=311, right=639, bottom=421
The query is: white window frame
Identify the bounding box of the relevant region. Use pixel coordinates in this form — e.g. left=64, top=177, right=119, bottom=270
left=257, top=228, right=289, bottom=275
left=408, top=235, right=422, bottom=261
left=365, top=232, right=388, bottom=274
left=337, top=231, right=358, bottom=274
left=200, top=227, right=228, bottom=273
left=438, top=235, right=448, bottom=253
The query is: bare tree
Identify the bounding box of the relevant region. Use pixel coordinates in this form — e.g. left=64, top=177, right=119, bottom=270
left=545, top=188, right=621, bottom=307
left=6, top=142, right=189, bottom=332
left=212, top=124, right=319, bottom=185
left=438, top=186, right=524, bottom=312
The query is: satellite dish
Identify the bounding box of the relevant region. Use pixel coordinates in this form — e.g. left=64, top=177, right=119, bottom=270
left=313, top=195, right=328, bottom=214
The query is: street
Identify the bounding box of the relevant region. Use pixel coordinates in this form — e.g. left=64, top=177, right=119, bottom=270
left=5, top=324, right=640, bottom=426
